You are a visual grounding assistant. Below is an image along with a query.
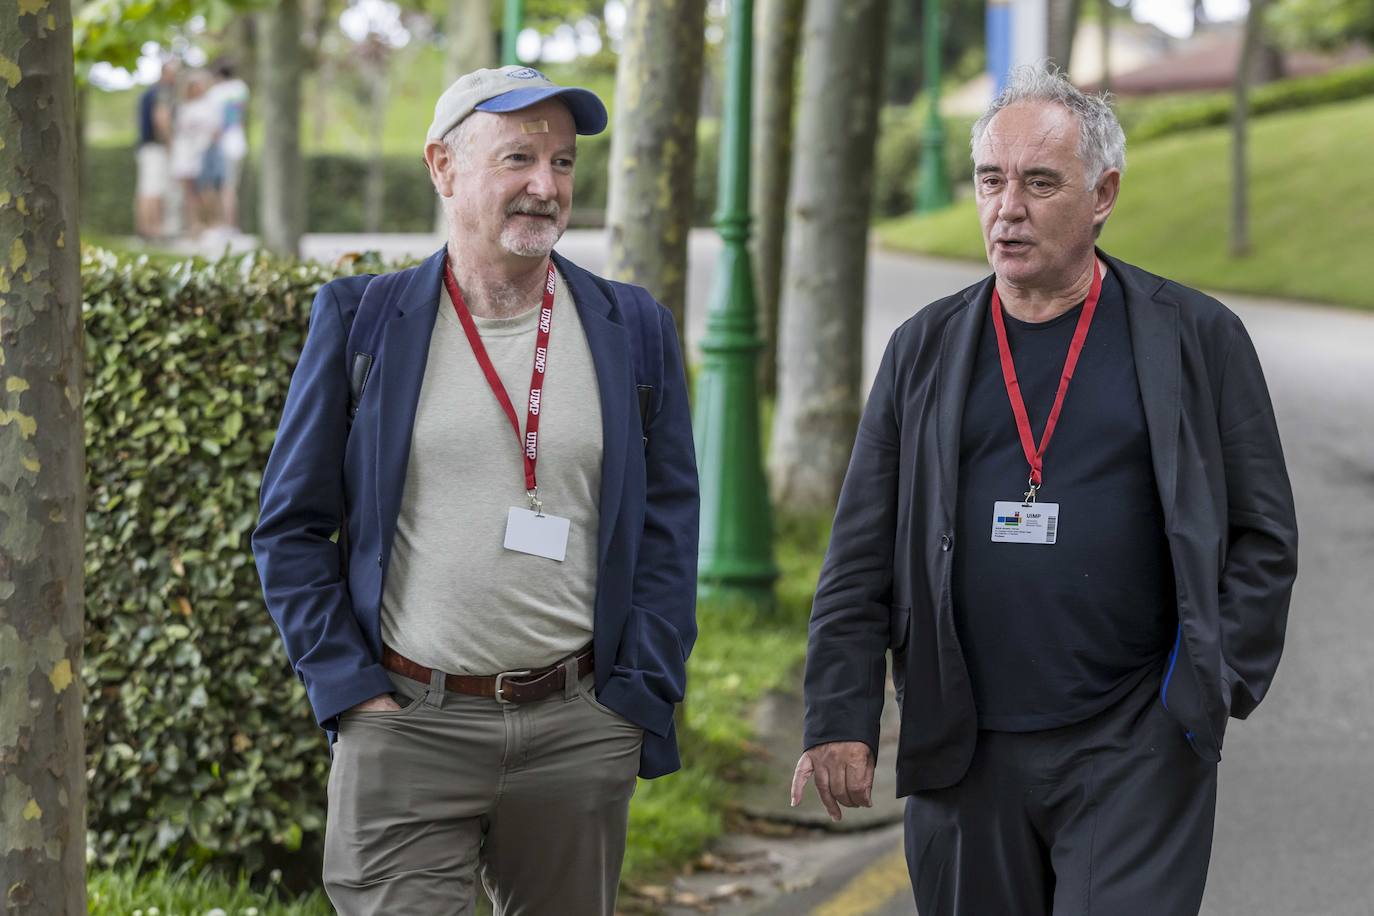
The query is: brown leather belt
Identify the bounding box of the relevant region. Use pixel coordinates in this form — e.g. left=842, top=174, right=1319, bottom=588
left=381, top=644, right=594, bottom=705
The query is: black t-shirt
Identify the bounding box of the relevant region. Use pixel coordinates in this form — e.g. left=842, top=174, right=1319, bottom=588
left=952, top=266, right=1176, bottom=731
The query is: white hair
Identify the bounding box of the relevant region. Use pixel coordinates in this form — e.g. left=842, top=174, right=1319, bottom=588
left=971, top=64, right=1126, bottom=187
left=441, top=118, right=479, bottom=170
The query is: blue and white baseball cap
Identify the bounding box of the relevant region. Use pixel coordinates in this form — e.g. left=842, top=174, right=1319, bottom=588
left=426, top=65, right=608, bottom=142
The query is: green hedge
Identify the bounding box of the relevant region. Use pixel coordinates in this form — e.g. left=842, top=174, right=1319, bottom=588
left=80, top=123, right=720, bottom=238
left=1119, top=60, right=1374, bottom=143
left=81, top=149, right=475, bottom=238
left=81, top=248, right=355, bottom=875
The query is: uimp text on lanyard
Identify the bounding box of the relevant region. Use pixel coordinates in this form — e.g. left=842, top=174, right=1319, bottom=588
left=987, top=259, right=1103, bottom=546
left=443, top=258, right=571, bottom=562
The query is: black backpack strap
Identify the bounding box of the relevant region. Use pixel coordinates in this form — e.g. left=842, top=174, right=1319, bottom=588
left=345, top=270, right=410, bottom=425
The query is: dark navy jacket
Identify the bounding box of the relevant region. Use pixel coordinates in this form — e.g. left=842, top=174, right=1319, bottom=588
left=803, top=252, right=1299, bottom=796
left=252, top=248, right=699, bottom=778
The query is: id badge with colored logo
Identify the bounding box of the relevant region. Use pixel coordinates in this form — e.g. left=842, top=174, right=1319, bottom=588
left=990, top=501, right=1059, bottom=545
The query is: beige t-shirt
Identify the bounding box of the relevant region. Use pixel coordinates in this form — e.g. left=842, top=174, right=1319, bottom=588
left=380, top=268, right=603, bottom=674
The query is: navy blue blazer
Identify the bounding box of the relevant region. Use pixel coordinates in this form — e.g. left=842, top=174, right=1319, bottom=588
left=252, top=247, right=700, bottom=778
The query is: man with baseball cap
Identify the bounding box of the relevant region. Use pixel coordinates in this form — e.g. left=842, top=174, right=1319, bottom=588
left=253, top=65, right=699, bottom=914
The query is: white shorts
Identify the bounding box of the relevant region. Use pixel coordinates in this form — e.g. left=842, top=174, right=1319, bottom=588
left=136, top=144, right=170, bottom=199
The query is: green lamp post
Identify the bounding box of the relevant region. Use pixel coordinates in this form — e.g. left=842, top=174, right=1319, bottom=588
left=502, top=0, right=525, bottom=66
left=693, top=0, right=778, bottom=605
left=917, top=0, right=952, bottom=213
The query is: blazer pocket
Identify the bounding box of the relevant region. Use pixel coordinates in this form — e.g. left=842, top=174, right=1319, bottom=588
left=889, top=604, right=912, bottom=652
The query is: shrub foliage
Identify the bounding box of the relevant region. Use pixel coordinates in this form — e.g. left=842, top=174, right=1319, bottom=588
left=1119, top=60, right=1374, bottom=143
left=81, top=248, right=365, bottom=872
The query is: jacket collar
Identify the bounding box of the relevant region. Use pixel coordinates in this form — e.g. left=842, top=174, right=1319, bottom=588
left=551, top=250, right=630, bottom=569
left=373, top=249, right=446, bottom=550
left=934, top=274, right=993, bottom=519
left=1106, top=249, right=1181, bottom=522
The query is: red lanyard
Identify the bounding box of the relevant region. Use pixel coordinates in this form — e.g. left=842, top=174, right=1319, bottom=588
left=443, top=259, right=556, bottom=503
left=989, top=260, right=1102, bottom=500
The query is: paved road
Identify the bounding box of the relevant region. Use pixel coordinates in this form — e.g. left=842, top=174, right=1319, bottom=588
left=299, top=230, right=1374, bottom=915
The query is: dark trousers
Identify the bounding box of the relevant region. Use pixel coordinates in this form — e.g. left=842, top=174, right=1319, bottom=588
left=904, top=669, right=1218, bottom=916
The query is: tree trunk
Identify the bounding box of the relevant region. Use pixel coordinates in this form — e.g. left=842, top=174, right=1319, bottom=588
left=1047, top=0, right=1083, bottom=71
left=258, top=0, right=305, bottom=257
left=768, top=0, right=888, bottom=513
left=0, top=3, right=89, bottom=912
left=1098, top=0, right=1111, bottom=93
left=751, top=0, right=805, bottom=397
left=364, top=58, right=388, bottom=233
left=604, top=0, right=707, bottom=345
left=1231, top=0, right=1266, bottom=258
left=447, top=0, right=495, bottom=81
left=313, top=55, right=331, bottom=149
left=437, top=0, right=496, bottom=234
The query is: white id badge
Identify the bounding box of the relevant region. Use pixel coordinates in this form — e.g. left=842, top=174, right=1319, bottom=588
left=504, top=507, right=571, bottom=561
left=990, top=501, right=1059, bottom=545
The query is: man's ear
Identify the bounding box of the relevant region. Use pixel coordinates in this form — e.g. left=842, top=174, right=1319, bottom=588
left=1092, top=168, right=1121, bottom=232
left=424, top=141, right=456, bottom=198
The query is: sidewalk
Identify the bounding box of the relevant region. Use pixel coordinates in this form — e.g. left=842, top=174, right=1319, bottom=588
left=645, top=674, right=911, bottom=916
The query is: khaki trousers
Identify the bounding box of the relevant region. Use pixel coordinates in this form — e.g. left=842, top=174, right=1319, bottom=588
left=323, top=659, right=644, bottom=915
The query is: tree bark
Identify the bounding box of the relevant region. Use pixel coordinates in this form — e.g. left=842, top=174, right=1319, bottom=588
left=604, top=0, right=707, bottom=345
left=1047, top=0, right=1084, bottom=71
left=437, top=0, right=496, bottom=233
left=364, top=56, right=388, bottom=234
left=768, top=0, right=888, bottom=513
left=1231, top=0, right=1267, bottom=258
left=258, top=0, right=305, bottom=257
left=1099, top=0, right=1111, bottom=94
left=0, top=2, right=89, bottom=912
left=751, top=0, right=805, bottom=397
left=447, top=0, right=495, bottom=81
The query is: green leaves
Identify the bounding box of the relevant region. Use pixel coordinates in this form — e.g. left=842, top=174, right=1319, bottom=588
left=82, top=247, right=366, bottom=875
left=74, top=0, right=272, bottom=76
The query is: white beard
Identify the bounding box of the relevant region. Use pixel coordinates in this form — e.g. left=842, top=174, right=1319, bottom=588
left=499, top=217, right=563, bottom=258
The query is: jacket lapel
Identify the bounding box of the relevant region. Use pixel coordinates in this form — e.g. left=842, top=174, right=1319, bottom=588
left=552, top=251, right=631, bottom=571
left=375, top=248, right=446, bottom=556
left=1111, top=251, right=1181, bottom=521
left=935, top=277, right=993, bottom=520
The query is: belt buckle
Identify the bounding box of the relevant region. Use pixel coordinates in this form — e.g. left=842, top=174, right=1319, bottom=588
left=493, top=669, right=532, bottom=704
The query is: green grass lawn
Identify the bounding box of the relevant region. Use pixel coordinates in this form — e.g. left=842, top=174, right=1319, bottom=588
left=89, top=862, right=333, bottom=915
left=875, top=95, right=1374, bottom=310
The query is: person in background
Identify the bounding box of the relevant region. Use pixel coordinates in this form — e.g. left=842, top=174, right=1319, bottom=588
left=170, top=70, right=223, bottom=237
left=207, top=60, right=250, bottom=232
left=134, top=60, right=177, bottom=241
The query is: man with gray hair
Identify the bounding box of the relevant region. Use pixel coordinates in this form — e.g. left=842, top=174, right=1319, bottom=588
left=253, top=66, right=699, bottom=914
left=792, top=65, right=1296, bottom=913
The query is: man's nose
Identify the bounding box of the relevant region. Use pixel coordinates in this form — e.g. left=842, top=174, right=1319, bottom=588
left=526, top=162, right=558, bottom=198
left=996, top=185, right=1027, bottom=222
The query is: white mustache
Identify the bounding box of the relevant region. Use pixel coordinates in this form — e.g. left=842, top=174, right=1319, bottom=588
left=506, top=197, right=560, bottom=218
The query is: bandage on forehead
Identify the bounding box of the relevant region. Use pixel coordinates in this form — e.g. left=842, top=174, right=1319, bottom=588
left=521, top=120, right=550, bottom=134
